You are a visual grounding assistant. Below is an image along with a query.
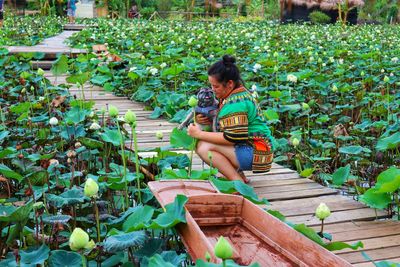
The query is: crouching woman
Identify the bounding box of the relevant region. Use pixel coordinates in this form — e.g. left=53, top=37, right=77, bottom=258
left=188, top=55, right=274, bottom=183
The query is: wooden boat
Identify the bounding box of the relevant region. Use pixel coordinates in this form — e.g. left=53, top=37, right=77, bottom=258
left=148, top=180, right=352, bottom=267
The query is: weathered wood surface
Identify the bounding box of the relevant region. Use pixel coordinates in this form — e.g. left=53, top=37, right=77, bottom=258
left=5, top=31, right=86, bottom=59
left=38, top=28, right=399, bottom=265
left=64, top=24, right=97, bottom=30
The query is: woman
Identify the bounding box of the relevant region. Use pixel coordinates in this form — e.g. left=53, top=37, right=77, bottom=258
left=188, top=55, right=274, bottom=183
left=67, top=0, right=77, bottom=24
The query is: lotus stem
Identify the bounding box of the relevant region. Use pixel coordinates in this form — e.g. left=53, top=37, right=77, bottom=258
left=132, top=125, right=142, bottom=204
left=93, top=198, right=100, bottom=243
left=116, top=120, right=128, bottom=211
left=188, top=111, right=197, bottom=177
left=320, top=219, right=324, bottom=234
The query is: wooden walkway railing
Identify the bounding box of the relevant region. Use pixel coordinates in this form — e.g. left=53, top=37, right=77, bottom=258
left=11, top=29, right=400, bottom=266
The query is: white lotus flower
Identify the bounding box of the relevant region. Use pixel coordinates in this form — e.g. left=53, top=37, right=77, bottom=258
left=160, top=63, right=167, bottom=69
left=49, top=117, right=58, bottom=126
left=144, top=43, right=150, bottom=48
left=287, top=74, right=298, bottom=83
left=391, top=57, right=398, bottom=63
left=89, top=122, right=101, bottom=130
left=149, top=68, right=158, bottom=76
left=251, top=84, right=257, bottom=91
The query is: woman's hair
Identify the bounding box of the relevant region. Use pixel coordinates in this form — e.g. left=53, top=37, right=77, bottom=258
left=208, top=55, right=243, bottom=88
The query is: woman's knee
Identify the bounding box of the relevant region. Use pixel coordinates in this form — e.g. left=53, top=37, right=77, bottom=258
left=196, top=141, right=214, bottom=155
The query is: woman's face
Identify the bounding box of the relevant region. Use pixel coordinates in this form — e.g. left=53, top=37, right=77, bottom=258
left=208, top=75, right=233, bottom=99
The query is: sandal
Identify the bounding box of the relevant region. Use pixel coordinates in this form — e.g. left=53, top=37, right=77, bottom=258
left=238, top=170, right=250, bottom=184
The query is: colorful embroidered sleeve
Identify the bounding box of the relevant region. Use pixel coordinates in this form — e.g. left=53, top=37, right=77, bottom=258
left=218, top=100, right=256, bottom=143
left=219, top=112, right=249, bottom=143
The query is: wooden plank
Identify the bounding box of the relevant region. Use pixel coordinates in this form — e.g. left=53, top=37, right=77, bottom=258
left=287, top=208, right=388, bottom=227
left=352, top=257, right=400, bottom=266
left=254, top=183, right=325, bottom=194
left=336, top=235, right=400, bottom=254
left=259, top=188, right=338, bottom=202
left=270, top=195, right=367, bottom=217
left=311, top=221, right=400, bottom=235
left=332, top=224, right=400, bottom=243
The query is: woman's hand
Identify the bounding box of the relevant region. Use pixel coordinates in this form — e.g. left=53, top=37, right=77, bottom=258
left=188, top=123, right=202, bottom=139
left=195, top=114, right=211, bottom=125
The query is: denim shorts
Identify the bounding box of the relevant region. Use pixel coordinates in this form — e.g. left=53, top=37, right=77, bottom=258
left=67, top=9, right=76, bottom=16
left=234, top=144, right=253, bottom=171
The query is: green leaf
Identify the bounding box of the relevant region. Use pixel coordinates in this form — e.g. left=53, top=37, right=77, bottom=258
left=65, top=106, right=91, bottom=125
left=359, top=188, right=392, bottom=210
left=147, top=254, right=175, bottom=267
left=47, top=187, right=86, bottom=207
left=211, top=178, right=269, bottom=205
left=323, top=241, right=363, bottom=251
left=332, top=164, right=351, bottom=186
left=101, top=129, right=123, bottom=146
left=20, top=245, right=50, bottom=266
left=374, top=167, right=400, bottom=193
left=10, top=102, right=30, bottom=114
left=0, top=131, right=10, bottom=143
left=91, top=75, right=110, bottom=85
left=0, top=164, right=23, bottom=181
left=42, top=215, right=71, bottom=225
left=48, top=250, right=82, bottom=267
left=149, top=195, right=188, bottom=229
left=66, top=72, right=90, bottom=85
left=300, top=168, right=314, bottom=178
left=79, top=137, right=103, bottom=149
left=338, top=145, right=363, bottom=155
left=51, top=55, right=68, bottom=76
left=376, top=132, right=400, bottom=151
left=123, top=205, right=154, bottom=232
left=104, top=231, right=146, bottom=253
left=293, top=223, right=325, bottom=246
left=264, top=109, right=279, bottom=121
left=169, top=128, right=195, bottom=150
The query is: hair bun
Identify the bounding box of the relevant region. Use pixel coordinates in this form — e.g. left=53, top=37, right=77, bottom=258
left=222, top=55, right=236, bottom=66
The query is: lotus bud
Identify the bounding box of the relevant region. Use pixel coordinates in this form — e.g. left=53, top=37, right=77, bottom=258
left=69, top=228, right=89, bottom=251
left=384, top=76, right=390, bottom=83
left=315, top=203, right=331, bottom=220
left=273, top=65, right=279, bottom=72
left=49, top=117, right=59, bottom=126
left=332, top=84, right=338, bottom=92
left=155, top=131, right=163, bottom=140
left=124, top=110, right=136, bottom=125
left=208, top=151, right=213, bottom=161
left=273, top=51, right=278, bottom=57
left=49, top=159, right=59, bottom=166
left=84, top=239, right=96, bottom=250
left=37, top=68, right=45, bottom=76
left=108, top=105, right=119, bottom=117
left=291, top=138, right=300, bottom=147
left=188, top=96, right=198, bottom=108
left=75, top=142, right=82, bottom=149
left=360, top=71, right=365, bottom=77
left=302, top=102, right=310, bottom=110
left=214, top=236, right=233, bottom=260
left=84, top=178, right=99, bottom=198
left=21, top=88, right=26, bottom=94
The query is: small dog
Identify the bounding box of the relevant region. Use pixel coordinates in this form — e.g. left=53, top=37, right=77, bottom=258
left=178, top=87, right=218, bottom=131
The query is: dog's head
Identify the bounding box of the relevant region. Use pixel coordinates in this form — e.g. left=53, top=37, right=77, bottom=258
left=197, top=87, right=217, bottom=108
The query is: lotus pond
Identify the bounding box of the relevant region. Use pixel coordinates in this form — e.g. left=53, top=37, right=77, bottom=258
left=0, top=17, right=399, bottom=266
left=0, top=15, right=64, bottom=46
left=67, top=19, right=400, bottom=213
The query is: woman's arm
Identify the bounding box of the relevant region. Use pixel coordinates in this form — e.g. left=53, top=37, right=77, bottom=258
left=187, top=123, right=233, bottom=146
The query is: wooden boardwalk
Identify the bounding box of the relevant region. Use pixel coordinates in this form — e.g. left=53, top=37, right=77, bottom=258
left=22, top=30, right=400, bottom=266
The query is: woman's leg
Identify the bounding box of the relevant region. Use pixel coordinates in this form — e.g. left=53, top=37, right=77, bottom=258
left=196, top=140, right=245, bottom=182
